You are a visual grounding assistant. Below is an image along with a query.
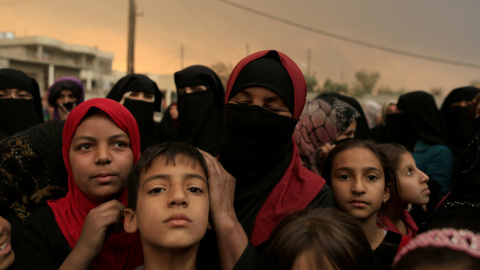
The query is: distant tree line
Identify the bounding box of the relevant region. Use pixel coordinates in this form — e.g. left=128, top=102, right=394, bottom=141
left=209, top=62, right=404, bottom=98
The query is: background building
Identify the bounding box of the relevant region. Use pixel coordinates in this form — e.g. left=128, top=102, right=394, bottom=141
left=0, top=33, right=176, bottom=112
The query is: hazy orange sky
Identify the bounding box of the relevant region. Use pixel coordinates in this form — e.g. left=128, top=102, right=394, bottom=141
left=2, top=0, right=480, bottom=96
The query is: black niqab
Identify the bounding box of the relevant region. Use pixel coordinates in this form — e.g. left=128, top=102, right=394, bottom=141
left=174, top=65, right=225, bottom=156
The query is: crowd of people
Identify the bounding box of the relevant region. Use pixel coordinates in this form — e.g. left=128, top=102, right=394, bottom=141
left=0, top=49, right=480, bottom=270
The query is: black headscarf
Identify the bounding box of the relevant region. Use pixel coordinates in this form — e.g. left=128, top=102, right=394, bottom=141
left=317, top=92, right=370, bottom=140
left=221, top=51, right=300, bottom=237
left=158, top=102, right=179, bottom=143
left=106, top=74, right=163, bottom=151
left=394, top=91, right=450, bottom=149
left=420, top=130, right=480, bottom=233
left=0, top=68, right=44, bottom=139
left=174, top=65, right=225, bottom=156
left=440, top=86, right=480, bottom=157
left=0, top=120, right=67, bottom=220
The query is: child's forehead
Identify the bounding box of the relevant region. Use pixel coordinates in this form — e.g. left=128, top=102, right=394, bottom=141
left=140, top=154, right=206, bottom=179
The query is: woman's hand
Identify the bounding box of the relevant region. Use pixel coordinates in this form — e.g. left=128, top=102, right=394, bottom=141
left=57, top=103, right=76, bottom=120
left=198, top=149, right=236, bottom=223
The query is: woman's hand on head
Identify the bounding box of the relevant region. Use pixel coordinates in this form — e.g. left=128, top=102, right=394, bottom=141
left=74, top=200, right=125, bottom=260
left=198, top=149, right=237, bottom=225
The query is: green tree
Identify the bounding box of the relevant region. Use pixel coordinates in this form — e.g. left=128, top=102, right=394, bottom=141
left=304, top=74, right=319, bottom=92
left=353, top=70, right=380, bottom=97
left=209, top=62, right=233, bottom=88
left=320, top=78, right=349, bottom=94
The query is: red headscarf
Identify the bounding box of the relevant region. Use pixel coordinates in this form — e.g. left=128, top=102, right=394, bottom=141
left=225, top=50, right=327, bottom=246
left=47, top=98, right=143, bottom=269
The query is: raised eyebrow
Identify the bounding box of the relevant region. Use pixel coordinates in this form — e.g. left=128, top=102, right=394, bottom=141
left=364, top=167, right=383, bottom=175
left=333, top=167, right=352, bottom=173
left=141, top=173, right=207, bottom=188
left=185, top=173, right=207, bottom=184
left=110, top=134, right=130, bottom=141
left=142, top=174, right=170, bottom=188
left=72, top=134, right=129, bottom=143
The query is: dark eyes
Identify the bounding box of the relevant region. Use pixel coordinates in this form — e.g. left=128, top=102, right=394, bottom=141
left=113, top=141, right=128, bottom=148
left=366, top=175, right=379, bottom=181
left=187, top=187, right=204, bottom=194
left=147, top=187, right=204, bottom=195
left=148, top=187, right=165, bottom=194
left=78, top=143, right=92, bottom=150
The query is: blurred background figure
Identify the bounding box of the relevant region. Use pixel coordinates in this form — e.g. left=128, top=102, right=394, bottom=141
left=317, top=92, right=371, bottom=140
left=363, top=99, right=382, bottom=129
left=294, top=95, right=360, bottom=175
left=158, top=102, right=179, bottom=143
left=421, top=130, right=480, bottom=234
left=440, top=86, right=480, bottom=158
left=174, top=65, right=225, bottom=156
left=107, top=74, right=163, bottom=152
left=47, top=76, right=84, bottom=121
left=384, top=91, right=453, bottom=209
left=0, top=68, right=44, bottom=140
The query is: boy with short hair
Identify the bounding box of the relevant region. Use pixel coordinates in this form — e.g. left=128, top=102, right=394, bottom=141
left=124, top=141, right=210, bottom=270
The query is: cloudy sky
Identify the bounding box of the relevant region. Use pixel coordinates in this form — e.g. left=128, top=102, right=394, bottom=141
left=2, top=0, right=480, bottom=95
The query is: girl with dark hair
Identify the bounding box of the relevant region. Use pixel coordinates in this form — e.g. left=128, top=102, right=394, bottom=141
left=174, top=65, right=225, bottom=156
left=265, top=208, right=377, bottom=270
left=106, top=74, right=163, bottom=152
left=47, top=76, right=84, bottom=120
left=323, top=139, right=409, bottom=269
left=378, top=143, right=430, bottom=237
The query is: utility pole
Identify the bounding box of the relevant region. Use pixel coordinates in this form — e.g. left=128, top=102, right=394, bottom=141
left=307, top=48, right=311, bottom=76
left=180, top=44, right=184, bottom=69
left=127, top=0, right=136, bottom=74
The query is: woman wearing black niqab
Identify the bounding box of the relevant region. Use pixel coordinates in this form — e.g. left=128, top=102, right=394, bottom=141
left=174, top=65, right=225, bottom=156
left=0, top=68, right=44, bottom=140
left=106, top=74, right=163, bottom=151
left=196, top=50, right=332, bottom=270
left=440, top=86, right=480, bottom=157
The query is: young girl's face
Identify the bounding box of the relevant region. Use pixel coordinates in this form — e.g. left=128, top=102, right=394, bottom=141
left=330, top=147, right=390, bottom=222
left=396, top=152, right=430, bottom=205
left=0, top=216, right=14, bottom=270
left=69, top=113, right=134, bottom=201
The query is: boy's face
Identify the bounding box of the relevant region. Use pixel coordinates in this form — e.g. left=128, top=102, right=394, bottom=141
left=125, top=155, right=209, bottom=250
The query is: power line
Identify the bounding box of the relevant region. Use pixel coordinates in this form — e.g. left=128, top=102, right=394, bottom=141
left=0, top=0, right=40, bottom=7
left=218, top=0, right=480, bottom=70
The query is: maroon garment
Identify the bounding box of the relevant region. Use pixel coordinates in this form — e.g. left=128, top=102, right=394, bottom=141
left=224, top=50, right=328, bottom=247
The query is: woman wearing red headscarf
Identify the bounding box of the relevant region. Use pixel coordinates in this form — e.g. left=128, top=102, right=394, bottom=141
left=198, top=50, right=333, bottom=270
left=15, top=98, right=143, bottom=270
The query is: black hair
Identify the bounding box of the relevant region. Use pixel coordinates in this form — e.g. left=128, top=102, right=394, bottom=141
left=265, top=208, right=377, bottom=270
left=127, top=141, right=208, bottom=210
left=322, top=139, right=394, bottom=189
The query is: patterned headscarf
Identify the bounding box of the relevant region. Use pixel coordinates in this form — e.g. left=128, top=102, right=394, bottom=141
left=294, top=96, right=360, bottom=174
